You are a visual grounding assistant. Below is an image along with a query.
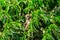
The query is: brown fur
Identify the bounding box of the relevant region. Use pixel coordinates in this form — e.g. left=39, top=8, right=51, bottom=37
left=24, top=14, right=31, bottom=30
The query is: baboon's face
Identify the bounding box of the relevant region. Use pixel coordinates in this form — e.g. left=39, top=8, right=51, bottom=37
left=25, top=14, right=31, bottom=20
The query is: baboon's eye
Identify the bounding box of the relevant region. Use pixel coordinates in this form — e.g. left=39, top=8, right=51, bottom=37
left=27, top=16, right=30, bottom=17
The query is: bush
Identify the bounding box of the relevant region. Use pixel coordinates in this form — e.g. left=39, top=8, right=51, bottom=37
left=0, top=0, right=60, bottom=40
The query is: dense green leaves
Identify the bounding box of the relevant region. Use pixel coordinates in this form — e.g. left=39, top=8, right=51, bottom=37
left=0, top=0, right=60, bottom=40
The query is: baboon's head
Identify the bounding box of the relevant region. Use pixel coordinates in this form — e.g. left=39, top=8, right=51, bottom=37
left=25, top=14, right=31, bottom=20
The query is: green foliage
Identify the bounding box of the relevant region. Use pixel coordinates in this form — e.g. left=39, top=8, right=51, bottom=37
left=0, top=0, right=60, bottom=40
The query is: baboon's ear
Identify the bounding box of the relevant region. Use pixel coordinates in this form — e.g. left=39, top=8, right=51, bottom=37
left=25, top=14, right=29, bottom=18
left=29, top=14, right=32, bottom=17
